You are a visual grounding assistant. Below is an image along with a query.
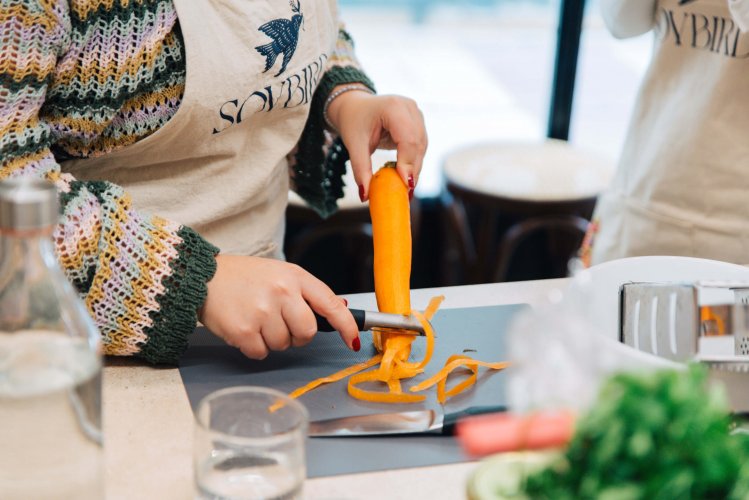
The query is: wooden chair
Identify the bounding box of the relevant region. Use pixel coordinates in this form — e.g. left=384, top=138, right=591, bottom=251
left=441, top=139, right=613, bottom=284
left=492, top=213, right=590, bottom=282
left=285, top=153, right=421, bottom=294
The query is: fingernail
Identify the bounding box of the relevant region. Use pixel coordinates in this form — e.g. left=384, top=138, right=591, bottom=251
left=408, top=188, right=414, bottom=201
left=342, top=298, right=348, bottom=306
left=352, top=337, right=361, bottom=352
left=408, top=174, right=415, bottom=190
left=358, top=184, right=365, bottom=202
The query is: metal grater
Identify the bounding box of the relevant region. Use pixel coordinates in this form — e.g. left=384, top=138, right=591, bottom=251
left=620, top=281, right=749, bottom=362
left=734, top=291, right=749, bottom=355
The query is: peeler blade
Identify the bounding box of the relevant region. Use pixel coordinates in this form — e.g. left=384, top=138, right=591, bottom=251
left=315, top=309, right=426, bottom=336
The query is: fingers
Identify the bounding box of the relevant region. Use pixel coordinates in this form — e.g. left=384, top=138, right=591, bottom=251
left=202, top=256, right=361, bottom=360
left=381, top=98, right=428, bottom=192
left=282, top=299, right=318, bottom=348
left=405, top=104, right=428, bottom=186
left=335, top=93, right=426, bottom=202
left=237, top=332, right=270, bottom=360
left=299, top=271, right=360, bottom=351
left=227, top=316, right=273, bottom=359
left=347, top=133, right=374, bottom=202
left=261, top=311, right=292, bottom=351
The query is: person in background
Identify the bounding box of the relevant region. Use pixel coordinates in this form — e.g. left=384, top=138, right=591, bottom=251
left=0, top=0, right=427, bottom=363
left=580, top=0, right=749, bottom=267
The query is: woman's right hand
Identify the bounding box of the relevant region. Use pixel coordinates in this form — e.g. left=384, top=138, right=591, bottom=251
left=199, top=255, right=360, bottom=359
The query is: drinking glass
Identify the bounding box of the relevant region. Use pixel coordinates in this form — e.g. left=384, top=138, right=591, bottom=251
left=194, top=386, right=308, bottom=500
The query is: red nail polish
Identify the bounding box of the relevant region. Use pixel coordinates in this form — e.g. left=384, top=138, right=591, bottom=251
left=358, top=184, right=365, bottom=202
left=408, top=188, right=414, bottom=201
left=342, top=298, right=348, bottom=306
left=408, top=174, right=415, bottom=190
left=353, top=337, right=361, bottom=352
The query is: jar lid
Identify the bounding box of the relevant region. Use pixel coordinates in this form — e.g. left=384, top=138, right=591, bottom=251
left=0, top=178, right=59, bottom=230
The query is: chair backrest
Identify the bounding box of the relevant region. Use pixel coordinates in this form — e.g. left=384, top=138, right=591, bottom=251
left=493, top=214, right=590, bottom=283
left=285, top=199, right=422, bottom=294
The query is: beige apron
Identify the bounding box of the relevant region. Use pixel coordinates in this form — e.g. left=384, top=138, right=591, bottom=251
left=63, top=0, right=338, bottom=258
left=590, top=0, right=749, bottom=265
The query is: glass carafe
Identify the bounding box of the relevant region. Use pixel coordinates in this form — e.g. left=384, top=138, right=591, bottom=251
left=0, top=178, right=103, bottom=499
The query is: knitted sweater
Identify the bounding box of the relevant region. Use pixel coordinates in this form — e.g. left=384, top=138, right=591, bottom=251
left=0, top=0, right=373, bottom=364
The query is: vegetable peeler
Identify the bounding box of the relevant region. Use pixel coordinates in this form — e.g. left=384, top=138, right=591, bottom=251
left=315, top=308, right=426, bottom=336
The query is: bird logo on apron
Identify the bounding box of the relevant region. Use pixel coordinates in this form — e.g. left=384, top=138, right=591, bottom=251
left=255, top=0, right=304, bottom=76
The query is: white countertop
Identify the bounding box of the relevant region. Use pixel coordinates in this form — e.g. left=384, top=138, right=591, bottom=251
left=103, top=278, right=568, bottom=499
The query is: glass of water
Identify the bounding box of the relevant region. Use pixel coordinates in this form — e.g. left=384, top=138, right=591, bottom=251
left=194, top=386, right=308, bottom=500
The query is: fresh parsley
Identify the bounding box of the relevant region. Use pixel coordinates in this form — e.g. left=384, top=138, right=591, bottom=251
left=523, top=365, right=749, bottom=499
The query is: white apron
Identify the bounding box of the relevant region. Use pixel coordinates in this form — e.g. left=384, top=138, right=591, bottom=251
left=590, top=0, right=749, bottom=265
left=63, top=0, right=338, bottom=258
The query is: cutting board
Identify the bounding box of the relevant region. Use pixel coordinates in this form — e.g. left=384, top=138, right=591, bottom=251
left=179, top=303, right=526, bottom=477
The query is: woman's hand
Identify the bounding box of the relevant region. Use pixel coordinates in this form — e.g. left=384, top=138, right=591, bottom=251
left=326, top=89, right=428, bottom=201
left=199, top=255, right=360, bottom=359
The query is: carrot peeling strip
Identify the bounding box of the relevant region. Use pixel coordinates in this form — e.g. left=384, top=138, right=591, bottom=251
left=285, top=354, right=383, bottom=401
left=423, top=295, right=445, bottom=320
left=410, top=357, right=509, bottom=392
left=438, top=370, right=477, bottom=404
left=437, top=355, right=478, bottom=404
left=348, top=370, right=426, bottom=403
left=412, top=310, right=435, bottom=369
left=387, top=378, right=402, bottom=393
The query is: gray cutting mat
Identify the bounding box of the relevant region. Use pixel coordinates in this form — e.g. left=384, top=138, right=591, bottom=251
left=179, top=304, right=526, bottom=478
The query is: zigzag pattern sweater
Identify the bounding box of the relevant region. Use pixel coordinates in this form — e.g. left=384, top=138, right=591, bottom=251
left=0, top=0, right=373, bottom=364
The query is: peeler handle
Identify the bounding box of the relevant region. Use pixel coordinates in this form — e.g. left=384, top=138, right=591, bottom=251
left=315, top=308, right=366, bottom=333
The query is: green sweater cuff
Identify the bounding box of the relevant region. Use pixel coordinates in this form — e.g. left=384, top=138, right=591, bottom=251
left=137, top=227, right=219, bottom=364
left=292, top=66, right=375, bottom=218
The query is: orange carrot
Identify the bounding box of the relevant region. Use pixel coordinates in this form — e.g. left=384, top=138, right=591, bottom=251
left=369, top=162, right=411, bottom=316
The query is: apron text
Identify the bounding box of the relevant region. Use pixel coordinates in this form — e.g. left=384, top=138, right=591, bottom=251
left=212, top=53, right=328, bottom=135
left=655, top=8, right=749, bottom=58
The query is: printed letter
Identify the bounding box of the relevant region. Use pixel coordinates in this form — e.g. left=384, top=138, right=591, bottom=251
left=212, top=99, right=238, bottom=134
left=691, top=14, right=712, bottom=50
left=284, top=73, right=306, bottom=108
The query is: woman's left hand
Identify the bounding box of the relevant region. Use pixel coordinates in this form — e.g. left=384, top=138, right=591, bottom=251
left=326, top=89, right=428, bottom=201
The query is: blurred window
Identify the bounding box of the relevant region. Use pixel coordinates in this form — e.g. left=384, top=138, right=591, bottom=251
left=339, top=0, right=651, bottom=197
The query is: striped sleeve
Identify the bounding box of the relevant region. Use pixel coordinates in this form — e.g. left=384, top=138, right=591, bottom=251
left=0, top=0, right=218, bottom=364
left=291, top=23, right=375, bottom=218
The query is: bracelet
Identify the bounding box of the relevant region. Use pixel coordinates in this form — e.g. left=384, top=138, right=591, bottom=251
left=323, top=84, right=375, bottom=131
